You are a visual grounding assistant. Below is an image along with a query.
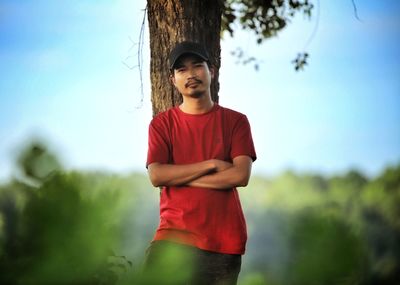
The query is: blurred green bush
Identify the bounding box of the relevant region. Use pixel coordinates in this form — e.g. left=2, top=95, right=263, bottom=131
left=0, top=141, right=399, bottom=284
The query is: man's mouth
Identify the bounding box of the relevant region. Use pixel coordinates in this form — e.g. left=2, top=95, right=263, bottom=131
left=185, top=80, right=202, bottom=88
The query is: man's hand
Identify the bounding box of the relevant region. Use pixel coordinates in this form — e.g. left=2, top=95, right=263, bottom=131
left=147, top=159, right=231, bottom=187
left=187, top=156, right=253, bottom=190
left=210, top=159, right=233, bottom=172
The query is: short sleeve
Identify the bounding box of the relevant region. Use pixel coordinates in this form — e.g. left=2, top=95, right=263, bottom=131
left=230, top=115, right=257, bottom=161
left=146, top=116, right=171, bottom=167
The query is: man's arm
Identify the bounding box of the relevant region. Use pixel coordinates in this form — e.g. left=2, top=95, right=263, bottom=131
left=147, top=159, right=232, bottom=187
left=187, top=155, right=253, bottom=190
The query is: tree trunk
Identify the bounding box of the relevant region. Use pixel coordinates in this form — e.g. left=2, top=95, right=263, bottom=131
left=147, top=0, right=222, bottom=116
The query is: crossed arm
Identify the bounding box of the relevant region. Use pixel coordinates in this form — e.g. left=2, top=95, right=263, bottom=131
left=147, top=155, right=253, bottom=190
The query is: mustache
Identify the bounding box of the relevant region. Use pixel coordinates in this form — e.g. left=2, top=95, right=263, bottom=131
left=185, top=79, right=202, bottom=88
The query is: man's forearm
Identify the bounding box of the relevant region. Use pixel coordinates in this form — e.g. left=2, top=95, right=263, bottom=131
left=148, top=160, right=217, bottom=187
left=188, top=167, right=246, bottom=189
left=188, top=156, right=252, bottom=190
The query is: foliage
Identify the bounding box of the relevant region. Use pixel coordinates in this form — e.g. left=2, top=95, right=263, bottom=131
left=292, top=52, right=309, bottom=71
left=221, top=0, right=314, bottom=70
left=0, top=142, right=399, bottom=284
left=16, top=141, right=62, bottom=185
left=0, top=142, right=157, bottom=284
left=242, top=166, right=400, bottom=285
left=221, top=0, right=313, bottom=43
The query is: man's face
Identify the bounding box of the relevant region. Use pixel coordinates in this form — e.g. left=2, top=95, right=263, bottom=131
left=171, top=55, right=214, bottom=98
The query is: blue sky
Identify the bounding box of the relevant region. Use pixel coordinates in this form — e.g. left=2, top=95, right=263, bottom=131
left=0, top=0, right=399, bottom=182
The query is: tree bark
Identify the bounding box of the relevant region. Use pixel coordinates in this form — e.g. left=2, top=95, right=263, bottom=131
left=147, top=0, right=222, bottom=116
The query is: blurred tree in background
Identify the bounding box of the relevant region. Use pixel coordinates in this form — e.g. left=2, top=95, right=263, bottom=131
left=0, top=141, right=158, bottom=284
left=0, top=142, right=399, bottom=284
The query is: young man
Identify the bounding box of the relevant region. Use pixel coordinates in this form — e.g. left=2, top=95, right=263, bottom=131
left=144, top=41, right=257, bottom=285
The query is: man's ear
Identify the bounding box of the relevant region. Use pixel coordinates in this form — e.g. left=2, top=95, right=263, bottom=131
left=209, top=66, right=215, bottom=79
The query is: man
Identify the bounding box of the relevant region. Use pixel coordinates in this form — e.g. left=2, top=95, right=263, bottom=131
left=144, top=41, right=257, bottom=285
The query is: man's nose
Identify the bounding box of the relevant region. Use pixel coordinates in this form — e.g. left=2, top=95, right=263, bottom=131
left=187, top=67, right=196, bottom=78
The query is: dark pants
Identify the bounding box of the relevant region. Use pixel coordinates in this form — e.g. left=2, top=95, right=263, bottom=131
left=142, top=240, right=242, bottom=285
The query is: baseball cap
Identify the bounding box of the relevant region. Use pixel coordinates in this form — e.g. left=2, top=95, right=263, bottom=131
left=169, top=41, right=209, bottom=70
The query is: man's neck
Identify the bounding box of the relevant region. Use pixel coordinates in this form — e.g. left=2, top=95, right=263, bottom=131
left=179, top=95, right=214, bottom=115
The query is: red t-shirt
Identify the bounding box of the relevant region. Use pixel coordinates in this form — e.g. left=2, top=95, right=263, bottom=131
left=146, top=104, right=256, bottom=254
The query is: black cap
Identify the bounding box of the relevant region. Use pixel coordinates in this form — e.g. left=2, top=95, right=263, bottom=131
left=169, top=41, right=209, bottom=70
